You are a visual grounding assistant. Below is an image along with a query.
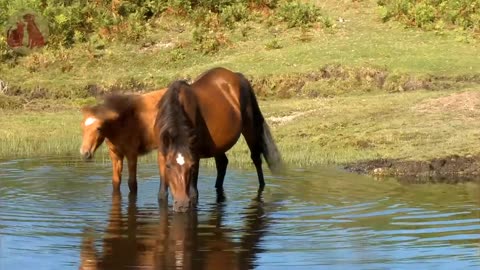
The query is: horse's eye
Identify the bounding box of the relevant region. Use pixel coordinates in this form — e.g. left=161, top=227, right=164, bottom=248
left=166, top=164, right=171, bottom=169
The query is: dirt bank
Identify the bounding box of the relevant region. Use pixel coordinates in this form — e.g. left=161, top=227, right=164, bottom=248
left=345, top=155, right=480, bottom=183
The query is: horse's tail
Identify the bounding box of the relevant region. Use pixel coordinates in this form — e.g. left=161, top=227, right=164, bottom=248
left=238, top=73, right=284, bottom=174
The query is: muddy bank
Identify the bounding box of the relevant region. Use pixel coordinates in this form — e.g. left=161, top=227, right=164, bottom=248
left=345, top=155, right=480, bottom=183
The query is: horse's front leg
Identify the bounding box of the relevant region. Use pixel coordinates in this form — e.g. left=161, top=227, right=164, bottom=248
left=109, top=149, right=124, bottom=193
left=126, top=154, right=138, bottom=194
left=157, top=152, right=168, bottom=201
left=214, top=153, right=229, bottom=190
left=190, top=160, right=200, bottom=205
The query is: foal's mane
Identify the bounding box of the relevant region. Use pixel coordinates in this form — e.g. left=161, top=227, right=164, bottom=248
left=92, top=93, right=140, bottom=120
left=155, top=80, right=195, bottom=156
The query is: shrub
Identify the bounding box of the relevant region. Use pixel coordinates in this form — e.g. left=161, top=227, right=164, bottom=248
left=265, top=39, right=282, bottom=49
left=0, top=0, right=331, bottom=59
left=1, top=0, right=166, bottom=48
left=192, top=25, right=225, bottom=54
left=220, top=3, right=250, bottom=28
left=378, top=0, right=480, bottom=34
left=276, top=1, right=323, bottom=28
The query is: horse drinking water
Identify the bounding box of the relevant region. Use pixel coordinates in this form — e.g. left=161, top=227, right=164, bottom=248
left=155, top=67, right=283, bottom=212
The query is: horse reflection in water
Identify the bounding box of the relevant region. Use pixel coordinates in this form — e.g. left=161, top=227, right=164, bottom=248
left=79, top=193, right=269, bottom=270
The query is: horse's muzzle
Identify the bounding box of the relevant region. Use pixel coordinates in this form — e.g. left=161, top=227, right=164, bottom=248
left=80, top=150, right=93, bottom=160
left=173, top=199, right=191, bottom=212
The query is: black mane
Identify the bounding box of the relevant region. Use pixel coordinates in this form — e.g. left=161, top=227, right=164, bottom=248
left=155, top=80, right=195, bottom=156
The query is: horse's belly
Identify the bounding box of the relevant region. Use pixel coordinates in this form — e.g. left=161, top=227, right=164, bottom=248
left=198, top=110, right=242, bottom=157
left=211, top=130, right=241, bottom=153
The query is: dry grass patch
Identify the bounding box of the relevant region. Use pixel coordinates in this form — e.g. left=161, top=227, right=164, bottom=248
left=415, top=90, right=480, bottom=117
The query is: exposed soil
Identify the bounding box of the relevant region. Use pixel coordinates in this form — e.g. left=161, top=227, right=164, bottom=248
left=267, top=109, right=318, bottom=126
left=345, top=155, right=480, bottom=183
left=414, top=91, right=480, bottom=117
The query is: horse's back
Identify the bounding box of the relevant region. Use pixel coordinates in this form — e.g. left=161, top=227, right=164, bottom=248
left=191, top=68, right=246, bottom=156
left=142, top=88, right=167, bottom=109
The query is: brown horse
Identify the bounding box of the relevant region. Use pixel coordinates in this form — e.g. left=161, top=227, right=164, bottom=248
left=79, top=192, right=270, bottom=270
left=155, top=67, right=283, bottom=212
left=80, top=89, right=166, bottom=193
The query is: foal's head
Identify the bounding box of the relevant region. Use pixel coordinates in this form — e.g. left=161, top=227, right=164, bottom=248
left=79, top=94, right=136, bottom=160
left=79, top=106, right=118, bottom=160
left=156, top=80, right=196, bottom=212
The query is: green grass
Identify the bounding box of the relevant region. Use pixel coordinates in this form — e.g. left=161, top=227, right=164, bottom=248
left=1, top=1, right=480, bottom=167
left=0, top=1, right=479, bottom=101
left=2, top=88, right=480, bottom=167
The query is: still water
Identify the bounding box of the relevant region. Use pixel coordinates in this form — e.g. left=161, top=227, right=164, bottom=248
left=0, top=157, right=479, bottom=270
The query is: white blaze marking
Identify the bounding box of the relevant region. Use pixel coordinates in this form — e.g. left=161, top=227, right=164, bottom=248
left=84, top=117, right=97, bottom=126
left=176, top=153, right=185, bottom=166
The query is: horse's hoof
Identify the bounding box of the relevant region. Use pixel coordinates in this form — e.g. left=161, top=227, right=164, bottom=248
left=128, top=182, right=138, bottom=194
left=216, top=188, right=226, bottom=203
left=190, top=196, right=198, bottom=205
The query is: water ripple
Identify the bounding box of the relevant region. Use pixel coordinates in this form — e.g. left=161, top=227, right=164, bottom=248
left=0, top=159, right=479, bottom=270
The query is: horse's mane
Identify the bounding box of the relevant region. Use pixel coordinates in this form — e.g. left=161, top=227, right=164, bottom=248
left=155, top=80, right=195, bottom=156
left=92, top=93, right=140, bottom=119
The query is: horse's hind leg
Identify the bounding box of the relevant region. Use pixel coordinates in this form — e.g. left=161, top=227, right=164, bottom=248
left=242, top=128, right=265, bottom=190
left=214, top=153, right=229, bottom=190
left=250, top=150, right=265, bottom=190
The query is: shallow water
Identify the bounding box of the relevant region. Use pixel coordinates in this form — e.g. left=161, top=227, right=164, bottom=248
left=0, top=157, right=479, bottom=270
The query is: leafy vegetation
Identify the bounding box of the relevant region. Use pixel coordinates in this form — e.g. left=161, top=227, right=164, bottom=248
left=276, top=1, right=323, bottom=28
left=0, top=0, right=328, bottom=56
left=378, top=0, right=480, bottom=35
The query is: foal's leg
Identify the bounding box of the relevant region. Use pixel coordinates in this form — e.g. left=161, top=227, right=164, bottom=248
left=126, top=154, right=138, bottom=194
left=157, top=152, right=168, bottom=201
left=214, top=153, right=229, bottom=190
left=190, top=160, right=200, bottom=205
left=108, top=149, right=124, bottom=193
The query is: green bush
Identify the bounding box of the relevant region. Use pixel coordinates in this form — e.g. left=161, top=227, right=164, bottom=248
left=276, top=1, right=323, bottom=28
left=378, top=0, right=480, bottom=34
left=1, top=0, right=165, bottom=47
left=192, top=25, right=225, bottom=54
left=220, top=3, right=250, bottom=28
left=0, top=0, right=330, bottom=59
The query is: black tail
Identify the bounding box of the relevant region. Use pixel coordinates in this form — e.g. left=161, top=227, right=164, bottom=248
left=239, top=73, right=284, bottom=174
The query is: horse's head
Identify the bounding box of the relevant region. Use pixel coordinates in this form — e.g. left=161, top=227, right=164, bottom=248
left=80, top=106, right=118, bottom=160
left=164, top=148, right=195, bottom=212
left=156, top=80, right=198, bottom=212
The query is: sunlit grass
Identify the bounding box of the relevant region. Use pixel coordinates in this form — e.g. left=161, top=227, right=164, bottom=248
left=0, top=1, right=479, bottom=100
left=2, top=89, right=480, bottom=167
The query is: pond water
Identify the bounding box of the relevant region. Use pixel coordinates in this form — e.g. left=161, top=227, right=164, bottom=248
left=0, top=157, right=479, bottom=270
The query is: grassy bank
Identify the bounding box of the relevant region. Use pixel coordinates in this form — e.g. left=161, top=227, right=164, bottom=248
left=1, top=1, right=480, bottom=172
left=2, top=88, right=480, bottom=169
left=0, top=0, right=479, bottom=104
